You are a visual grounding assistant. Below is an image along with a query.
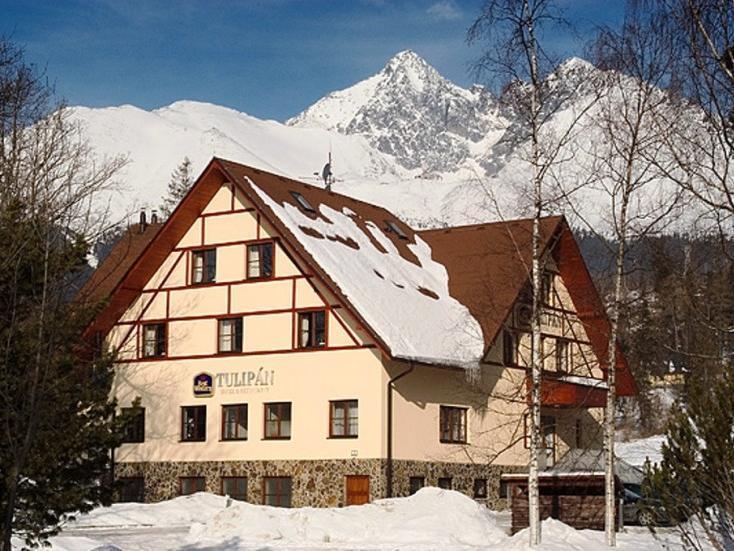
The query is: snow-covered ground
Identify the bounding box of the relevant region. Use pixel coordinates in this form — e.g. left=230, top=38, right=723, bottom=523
left=39, top=488, right=691, bottom=551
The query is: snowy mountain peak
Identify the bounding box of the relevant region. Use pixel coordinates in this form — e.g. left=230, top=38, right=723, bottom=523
left=288, top=50, right=506, bottom=171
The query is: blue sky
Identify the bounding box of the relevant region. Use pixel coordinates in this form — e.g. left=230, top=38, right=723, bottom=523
left=1, top=1, right=624, bottom=121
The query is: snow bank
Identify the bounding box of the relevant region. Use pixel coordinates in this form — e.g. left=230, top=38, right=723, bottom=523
left=48, top=489, right=695, bottom=550
left=188, top=488, right=506, bottom=549
left=66, top=492, right=226, bottom=529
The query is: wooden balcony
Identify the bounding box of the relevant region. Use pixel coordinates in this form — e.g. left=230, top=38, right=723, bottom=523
left=526, top=373, right=608, bottom=408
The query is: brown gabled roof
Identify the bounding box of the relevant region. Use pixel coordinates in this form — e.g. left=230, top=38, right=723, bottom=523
left=86, top=157, right=635, bottom=394
left=418, top=216, right=564, bottom=352
left=419, top=217, right=636, bottom=395
left=78, top=222, right=163, bottom=305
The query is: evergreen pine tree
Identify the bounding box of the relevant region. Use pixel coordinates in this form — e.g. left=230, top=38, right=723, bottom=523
left=0, top=38, right=128, bottom=550
left=646, top=369, right=734, bottom=549
left=160, top=157, right=193, bottom=218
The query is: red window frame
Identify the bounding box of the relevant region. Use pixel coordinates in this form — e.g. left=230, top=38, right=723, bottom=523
left=246, top=240, right=275, bottom=280
left=439, top=405, right=467, bottom=444
left=329, top=400, right=358, bottom=438
left=191, top=248, right=217, bottom=284
left=181, top=405, right=206, bottom=442
left=221, top=476, right=247, bottom=501
left=179, top=476, right=205, bottom=495
left=141, top=323, right=166, bottom=358
left=263, top=402, right=291, bottom=440
left=217, top=317, right=244, bottom=353
left=221, top=403, right=248, bottom=441
left=262, top=476, right=292, bottom=507
left=296, top=309, right=327, bottom=349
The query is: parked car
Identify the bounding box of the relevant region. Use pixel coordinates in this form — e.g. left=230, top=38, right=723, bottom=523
left=622, top=483, right=672, bottom=526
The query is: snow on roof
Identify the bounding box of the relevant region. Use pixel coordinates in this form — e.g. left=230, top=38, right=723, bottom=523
left=249, top=178, right=485, bottom=368
left=557, top=374, right=609, bottom=389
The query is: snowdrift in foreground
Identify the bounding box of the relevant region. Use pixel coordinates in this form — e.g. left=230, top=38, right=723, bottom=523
left=47, top=487, right=692, bottom=550
left=189, top=488, right=505, bottom=549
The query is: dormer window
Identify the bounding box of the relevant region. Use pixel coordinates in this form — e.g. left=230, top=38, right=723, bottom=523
left=385, top=220, right=407, bottom=240
left=192, top=249, right=216, bottom=284
left=247, top=242, right=274, bottom=279
left=291, top=191, right=315, bottom=213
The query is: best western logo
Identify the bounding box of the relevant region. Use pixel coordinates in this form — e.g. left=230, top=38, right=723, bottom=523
left=193, top=368, right=275, bottom=397
left=193, top=372, right=214, bottom=398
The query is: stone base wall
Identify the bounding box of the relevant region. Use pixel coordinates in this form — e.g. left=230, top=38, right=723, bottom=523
left=116, top=459, right=524, bottom=509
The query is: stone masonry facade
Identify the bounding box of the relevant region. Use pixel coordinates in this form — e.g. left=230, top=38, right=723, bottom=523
left=116, top=459, right=525, bottom=509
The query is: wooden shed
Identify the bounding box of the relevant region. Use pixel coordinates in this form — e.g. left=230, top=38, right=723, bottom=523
left=501, top=472, right=621, bottom=533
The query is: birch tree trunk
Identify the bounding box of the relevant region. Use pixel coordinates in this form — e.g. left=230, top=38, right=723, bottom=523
left=524, top=0, right=543, bottom=541
left=605, top=198, right=627, bottom=545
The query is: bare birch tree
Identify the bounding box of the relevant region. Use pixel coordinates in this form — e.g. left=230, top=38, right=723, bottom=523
left=468, top=1, right=601, bottom=544
left=562, top=4, right=687, bottom=543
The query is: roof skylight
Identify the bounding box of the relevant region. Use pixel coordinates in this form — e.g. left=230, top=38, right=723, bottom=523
left=291, top=191, right=316, bottom=213
left=385, top=220, right=408, bottom=240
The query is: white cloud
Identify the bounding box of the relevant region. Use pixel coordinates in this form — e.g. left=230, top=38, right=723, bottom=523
left=426, top=0, right=462, bottom=21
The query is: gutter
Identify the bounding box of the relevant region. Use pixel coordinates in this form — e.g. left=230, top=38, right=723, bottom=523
left=386, top=362, right=414, bottom=498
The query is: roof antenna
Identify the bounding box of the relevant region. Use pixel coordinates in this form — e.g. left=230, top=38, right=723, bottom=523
left=139, top=209, right=147, bottom=233
left=321, top=148, right=334, bottom=191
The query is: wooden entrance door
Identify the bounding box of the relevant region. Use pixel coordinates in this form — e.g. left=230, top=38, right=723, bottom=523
left=345, top=475, right=370, bottom=506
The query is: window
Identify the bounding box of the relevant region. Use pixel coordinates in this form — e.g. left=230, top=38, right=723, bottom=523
left=121, top=407, right=145, bottom=443
left=222, top=404, right=248, bottom=441
left=502, top=329, right=517, bottom=366
left=264, top=402, right=291, bottom=439
left=297, top=310, right=326, bottom=348
left=499, top=479, right=509, bottom=499
left=540, top=271, right=553, bottom=306
left=409, top=476, right=425, bottom=495
left=439, top=406, right=467, bottom=444
left=180, top=476, right=205, bottom=495
left=385, top=220, right=408, bottom=240
left=222, top=477, right=247, bottom=501
left=523, top=414, right=556, bottom=446
left=473, top=478, right=488, bottom=499
left=542, top=415, right=557, bottom=465
left=181, top=406, right=206, bottom=442
left=263, top=476, right=292, bottom=507
left=438, top=477, right=452, bottom=490
left=291, top=191, right=315, bottom=213
left=192, top=248, right=216, bottom=284
left=142, top=323, right=166, bottom=358
left=555, top=339, right=569, bottom=372
left=247, top=242, right=274, bottom=279
left=118, top=477, right=144, bottom=502
left=330, top=400, right=358, bottom=438
left=218, top=317, right=243, bottom=353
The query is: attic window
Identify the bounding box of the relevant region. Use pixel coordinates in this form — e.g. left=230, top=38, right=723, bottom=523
left=385, top=220, right=407, bottom=240
left=291, top=191, right=315, bottom=213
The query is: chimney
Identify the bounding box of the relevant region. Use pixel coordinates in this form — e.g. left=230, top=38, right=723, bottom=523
left=139, top=209, right=147, bottom=233
left=151, top=209, right=159, bottom=224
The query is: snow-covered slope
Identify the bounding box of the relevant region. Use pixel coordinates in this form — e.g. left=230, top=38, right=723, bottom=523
left=72, top=50, right=693, bottom=231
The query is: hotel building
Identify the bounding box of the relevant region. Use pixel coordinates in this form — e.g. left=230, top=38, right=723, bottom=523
left=83, top=158, right=635, bottom=508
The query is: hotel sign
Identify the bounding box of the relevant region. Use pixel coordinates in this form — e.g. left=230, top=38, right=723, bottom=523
left=193, top=372, right=214, bottom=398
left=193, top=368, right=275, bottom=397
